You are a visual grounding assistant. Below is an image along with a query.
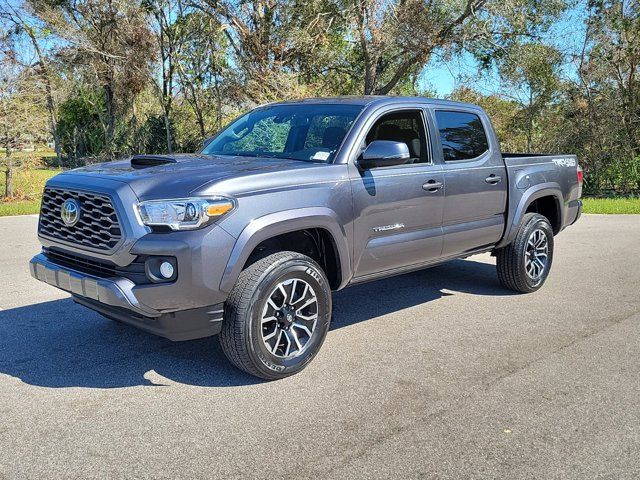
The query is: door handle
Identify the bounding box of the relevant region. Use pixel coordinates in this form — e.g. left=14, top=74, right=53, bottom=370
left=422, top=180, right=443, bottom=192
left=485, top=174, right=502, bottom=184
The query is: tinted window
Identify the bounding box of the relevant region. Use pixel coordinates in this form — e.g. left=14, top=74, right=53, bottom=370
left=365, top=110, right=428, bottom=164
left=304, top=114, right=355, bottom=150
left=203, top=104, right=363, bottom=162
left=435, top=111, right=489, bottom=161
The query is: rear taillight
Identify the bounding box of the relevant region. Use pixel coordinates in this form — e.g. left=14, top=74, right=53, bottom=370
left=577, top=165, right=584, bottom=197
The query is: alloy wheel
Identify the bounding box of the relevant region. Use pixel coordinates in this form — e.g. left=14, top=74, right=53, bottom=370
left=260, top=278, right=318, bottom=358
left=524, top=228, right=549, bottom=281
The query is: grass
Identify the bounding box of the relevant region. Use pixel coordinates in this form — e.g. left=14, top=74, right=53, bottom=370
left=0, top=199, right=44, bottom=216
left=0, top=167, right=61, bottom=217
left=582, top=196, right=640, bottom=214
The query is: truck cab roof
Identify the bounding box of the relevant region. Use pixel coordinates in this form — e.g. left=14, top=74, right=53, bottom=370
left=269, top=95, right=480, bottom=110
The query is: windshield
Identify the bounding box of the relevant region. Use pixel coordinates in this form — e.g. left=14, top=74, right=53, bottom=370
left=202, top=103, right=363, bottom=162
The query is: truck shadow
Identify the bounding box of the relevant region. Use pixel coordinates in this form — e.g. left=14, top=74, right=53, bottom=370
left=0, top=259, right=510, bottom=389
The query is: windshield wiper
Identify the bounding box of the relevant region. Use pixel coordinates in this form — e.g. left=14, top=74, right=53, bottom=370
left=206, top=152, right=317, bottom=163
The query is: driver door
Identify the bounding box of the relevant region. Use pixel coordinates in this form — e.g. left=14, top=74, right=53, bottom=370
left=349, top=108, right=445, bottom=280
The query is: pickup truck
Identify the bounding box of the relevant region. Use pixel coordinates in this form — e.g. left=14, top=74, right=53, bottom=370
left=30, top=96, right=583, bottom=380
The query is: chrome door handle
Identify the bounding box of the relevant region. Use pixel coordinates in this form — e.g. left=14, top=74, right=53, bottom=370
left=422, top=180, right=443, bottom=192
left=485, top=174, right=501, bottom=184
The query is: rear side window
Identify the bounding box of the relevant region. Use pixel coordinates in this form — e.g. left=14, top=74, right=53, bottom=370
left=435, top=111, right=489, bottom=161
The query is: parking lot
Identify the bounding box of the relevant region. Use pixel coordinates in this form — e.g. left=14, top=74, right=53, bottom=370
left=1, top=214, right=639, bottom=479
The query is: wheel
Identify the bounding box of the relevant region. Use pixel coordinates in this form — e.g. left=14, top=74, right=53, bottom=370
left=219, top=251, right=332, bottom=380
left=496, top=213, right=554, bottom=293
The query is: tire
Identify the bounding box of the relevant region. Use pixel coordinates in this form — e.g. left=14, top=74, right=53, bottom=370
left=219, top=251, right=332, bottom=380
left=496, top=213, right=554, bottom=293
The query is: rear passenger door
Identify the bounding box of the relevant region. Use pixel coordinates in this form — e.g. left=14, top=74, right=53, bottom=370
left=431, top=109, right=507, bottom=257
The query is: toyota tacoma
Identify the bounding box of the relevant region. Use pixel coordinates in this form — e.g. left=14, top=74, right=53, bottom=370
left=30, top=97, right=583, bottom=379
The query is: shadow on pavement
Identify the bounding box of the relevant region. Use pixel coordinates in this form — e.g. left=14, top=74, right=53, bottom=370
left=0, top=259, right=510, bottom=389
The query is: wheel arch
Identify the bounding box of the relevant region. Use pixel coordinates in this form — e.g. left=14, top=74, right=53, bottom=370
left=219, top=207, right=351, bottom=293
left=498, top=183, right=563, bottom=248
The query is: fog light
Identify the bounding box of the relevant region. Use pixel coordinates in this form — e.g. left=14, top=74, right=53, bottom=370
left=159, top=261, right=174, bottom=279
left=144, top=257, right=177, bottom=283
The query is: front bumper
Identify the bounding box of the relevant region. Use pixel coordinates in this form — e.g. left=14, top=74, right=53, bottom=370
left=30, top=253, right=157, bottom=316
left=29, top=253, right=224, bottom=341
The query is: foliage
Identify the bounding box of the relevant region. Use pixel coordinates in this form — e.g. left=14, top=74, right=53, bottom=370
left=0, top=0, right=638, bottom=197
left=0, top=61, right=48, bottom=197
left=56, top=90, right=108, bottom=160
left=554, top=0, right=640, bottom=193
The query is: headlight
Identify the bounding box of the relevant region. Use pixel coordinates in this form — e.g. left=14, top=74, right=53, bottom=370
left=138, top=196, right=235, bottom=231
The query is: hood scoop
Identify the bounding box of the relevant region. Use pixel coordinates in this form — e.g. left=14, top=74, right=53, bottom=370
left=131, top=155, right=177, bottom=169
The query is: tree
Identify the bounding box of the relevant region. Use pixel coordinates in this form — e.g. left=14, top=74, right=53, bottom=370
left=193, top=0, right=351, bottom=102
left=558, top=0, right=640, bottom=193
left=28, top=0, right=156, bottom=158
left=145, top=0, right=185, bottom=153
left=0, top=60, right=48, bottom=197
left=0, top=0, right=63, bottom=165
left=498, top=43, right=562, bottom=152
left=345, top=0, right=567, bottom=95
left=175, top=9, right=228, bottom=136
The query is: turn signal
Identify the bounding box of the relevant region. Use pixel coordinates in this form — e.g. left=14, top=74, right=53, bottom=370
left=206, top=202, right=234, bottom=216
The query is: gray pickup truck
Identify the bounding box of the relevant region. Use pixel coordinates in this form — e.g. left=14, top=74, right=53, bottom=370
left=30, top=96, right=583, bottom=379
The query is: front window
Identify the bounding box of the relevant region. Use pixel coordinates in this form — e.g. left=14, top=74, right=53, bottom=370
left=365, top=110, right=429, bottom=164
left=202, top=104, right=363, bottom=162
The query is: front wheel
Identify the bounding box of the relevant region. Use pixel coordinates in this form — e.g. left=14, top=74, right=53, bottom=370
left=219, top=251, right=332, bottom=380
left=496, top=213, right=554, bottom=293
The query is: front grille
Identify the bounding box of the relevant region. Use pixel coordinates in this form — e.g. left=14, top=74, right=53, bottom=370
left=39, top=188, right=123, bottom=251
left=43, top=248, right=149, bottom=284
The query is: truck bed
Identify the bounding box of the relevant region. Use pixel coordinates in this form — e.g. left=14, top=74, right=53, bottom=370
left=496, top=152, right=581, bottom=249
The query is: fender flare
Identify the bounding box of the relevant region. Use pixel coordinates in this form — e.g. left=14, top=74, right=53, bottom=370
left=497, top=183, right=563, bottom=249
left=219, top=207, right=351, bottom=292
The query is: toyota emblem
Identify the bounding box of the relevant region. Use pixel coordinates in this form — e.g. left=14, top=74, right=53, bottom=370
left=61, top=199, right=81, bottom=226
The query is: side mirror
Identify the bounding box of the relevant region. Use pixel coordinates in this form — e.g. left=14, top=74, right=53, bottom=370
left=358, top=140, right=410, bottom=169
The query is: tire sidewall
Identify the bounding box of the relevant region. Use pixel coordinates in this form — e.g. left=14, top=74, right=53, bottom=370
left=519, top=216, right=554, bottom=290
left=245, top=258, right=332, bottom=377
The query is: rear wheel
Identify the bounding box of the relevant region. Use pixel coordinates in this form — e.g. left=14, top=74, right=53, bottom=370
left=219, top=251, right=332, bottom=380
left=496, top=213, right=554, bottom=293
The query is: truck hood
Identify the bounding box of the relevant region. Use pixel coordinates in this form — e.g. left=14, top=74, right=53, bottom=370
left=57, top=153, right=319, bottom=199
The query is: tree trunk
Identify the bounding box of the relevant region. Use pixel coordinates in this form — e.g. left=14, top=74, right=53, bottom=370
left=213, top=73, right=222, bottom=131
left=104, top=83, right=116, bottom=158
left=5, top=167, right=13, bottom=198
left=526, top=90, right=534, bottom=153
left=4, top=148, right=14, bottom=198
left=182, top=75, right=206, bottom=139
left=162, top=107, right=173, bottom=154
left=363, top=61, right=376, bottom=95
left=30, top=36, right=62, bottom=166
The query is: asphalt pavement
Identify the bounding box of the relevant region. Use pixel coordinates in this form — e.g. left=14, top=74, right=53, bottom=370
left=0, top=214, right=639, bottom=479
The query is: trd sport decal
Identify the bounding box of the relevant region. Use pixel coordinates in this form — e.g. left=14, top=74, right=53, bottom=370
left=552, top=157, right=577, bottom=167
left=373, top=223, right=405, bottom=233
